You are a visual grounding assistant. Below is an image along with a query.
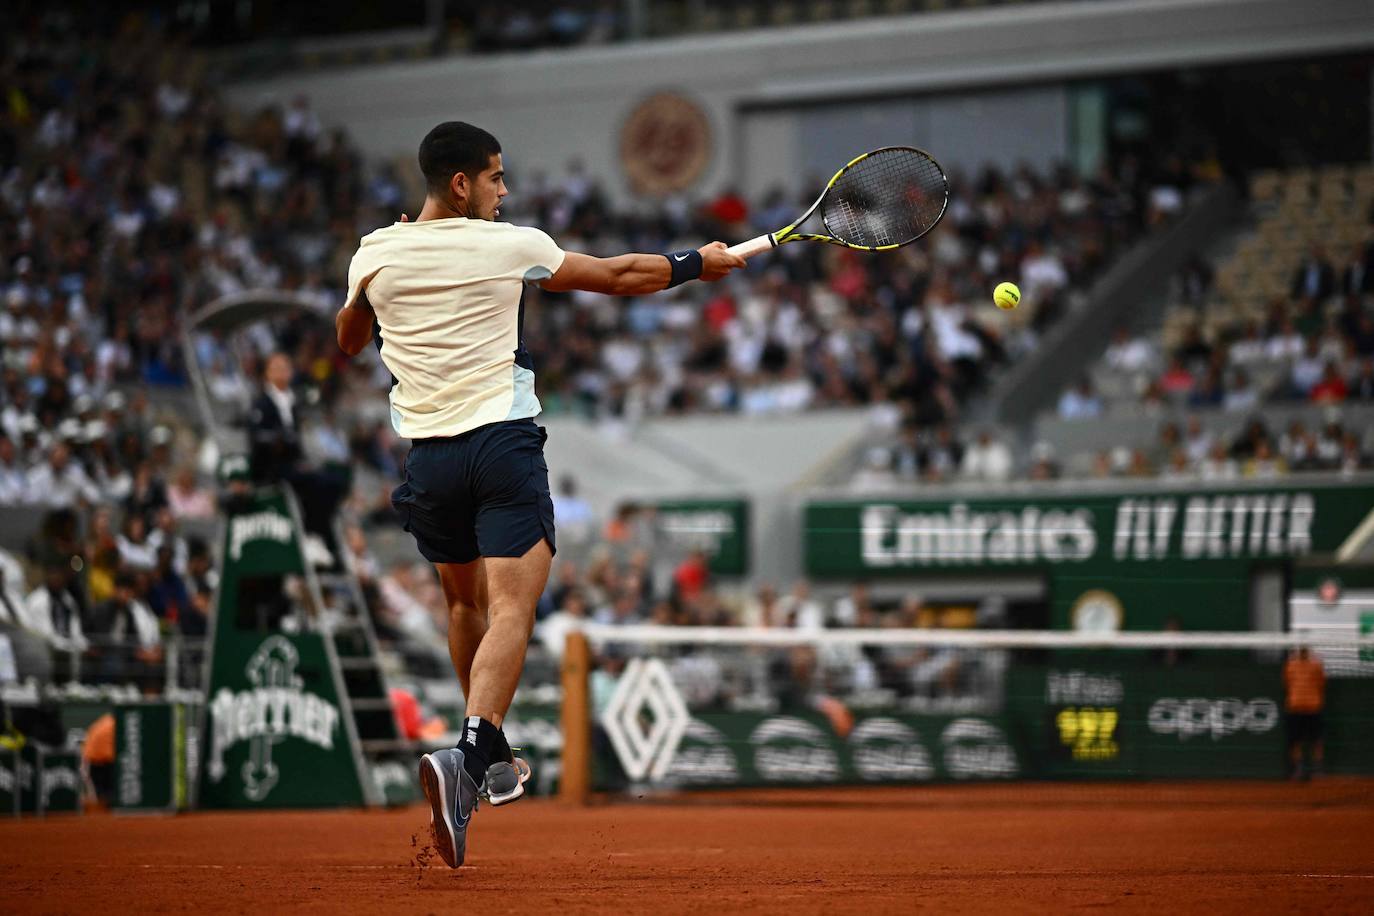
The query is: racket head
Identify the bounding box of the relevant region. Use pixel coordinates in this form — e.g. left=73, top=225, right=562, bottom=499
left=780, top=147, right=948, bottom=251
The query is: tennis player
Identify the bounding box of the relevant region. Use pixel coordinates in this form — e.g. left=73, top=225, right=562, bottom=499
left=337, top=121, right=744, bottom=867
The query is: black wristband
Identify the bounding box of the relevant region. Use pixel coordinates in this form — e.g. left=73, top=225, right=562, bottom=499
left=663, top=250, right=703, bottom=289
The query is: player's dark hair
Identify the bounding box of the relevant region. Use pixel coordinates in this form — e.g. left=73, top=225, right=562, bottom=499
left=419, top=121, right=501, bottom=198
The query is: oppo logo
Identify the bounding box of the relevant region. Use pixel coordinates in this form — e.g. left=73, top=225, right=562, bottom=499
left=1147, top=698, right=1278, bottom=741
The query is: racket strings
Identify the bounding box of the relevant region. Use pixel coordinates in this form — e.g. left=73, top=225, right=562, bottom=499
left=823, top=149, right=947, bottom=248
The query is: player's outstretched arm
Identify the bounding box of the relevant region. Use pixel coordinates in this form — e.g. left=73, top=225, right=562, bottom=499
left=336, top=289, right=375, bottom=356
left=541, top=242, right=745, bottom=296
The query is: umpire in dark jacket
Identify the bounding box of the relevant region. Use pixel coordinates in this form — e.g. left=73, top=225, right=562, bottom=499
left=248, top=353, right=346, bottom=560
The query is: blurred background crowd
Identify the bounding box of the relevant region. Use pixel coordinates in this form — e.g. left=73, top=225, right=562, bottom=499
left=0, top=6, right=1370, bottom=701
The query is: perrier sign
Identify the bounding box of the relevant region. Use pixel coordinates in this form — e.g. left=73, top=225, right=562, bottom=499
left=805, top=480, right=1374, bottom=630
left=198, top=488, right=367, bottom=808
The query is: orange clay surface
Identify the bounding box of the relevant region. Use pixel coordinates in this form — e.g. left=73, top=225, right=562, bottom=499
left=3, top=781, right=1373, bottom=914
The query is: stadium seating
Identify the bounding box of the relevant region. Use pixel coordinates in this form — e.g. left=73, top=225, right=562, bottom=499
left=1031, top=163, right=1373, bottom=480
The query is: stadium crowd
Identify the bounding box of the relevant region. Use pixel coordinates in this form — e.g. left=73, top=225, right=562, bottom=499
left=0, top=8, right=1247, bottom=698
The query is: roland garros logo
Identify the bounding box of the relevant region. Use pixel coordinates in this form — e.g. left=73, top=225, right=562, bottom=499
left=207, top=635, right=341, bottom=802
left=619, top=92, right=712, bottom=196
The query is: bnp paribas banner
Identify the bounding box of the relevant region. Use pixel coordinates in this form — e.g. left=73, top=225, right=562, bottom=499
left=805, top=481, right=1374, bottom=629
left=654, top=500, right=749, bottom=576
left=198, top=489, right=367, bottom=809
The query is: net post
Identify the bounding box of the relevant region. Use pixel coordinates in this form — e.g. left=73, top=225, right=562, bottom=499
left=559, top=629, right=592, bottom=806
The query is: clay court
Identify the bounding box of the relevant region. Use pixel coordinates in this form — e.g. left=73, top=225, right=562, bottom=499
left=4, top=781, right=1373, bottom=914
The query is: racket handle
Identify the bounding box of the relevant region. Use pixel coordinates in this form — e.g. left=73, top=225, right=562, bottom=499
left=726, top=235, right=775, bottom=259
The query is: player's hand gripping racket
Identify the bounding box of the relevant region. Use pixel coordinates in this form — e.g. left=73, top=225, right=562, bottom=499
left=728, top=146, right=948, bottom=259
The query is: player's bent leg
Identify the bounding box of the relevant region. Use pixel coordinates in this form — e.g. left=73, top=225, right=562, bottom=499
left=465, top=537, right=552, bottom=724
left=460, top=537, right=551, bottom=805
left=437, top=559, right=489, bottom=699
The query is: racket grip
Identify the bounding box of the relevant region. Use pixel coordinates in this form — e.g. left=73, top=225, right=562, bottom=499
left=726, top=235, right=775, bottom=259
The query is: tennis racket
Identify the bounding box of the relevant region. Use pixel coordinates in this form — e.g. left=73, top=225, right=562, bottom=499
left=727, top=146, right=948, bottom=259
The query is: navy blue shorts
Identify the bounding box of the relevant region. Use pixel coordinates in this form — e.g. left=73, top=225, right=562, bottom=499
left=391, top=419, right=556, bottom=565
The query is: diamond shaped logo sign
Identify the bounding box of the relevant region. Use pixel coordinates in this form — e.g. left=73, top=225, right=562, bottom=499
left=600, top=658, right=690, bottom=782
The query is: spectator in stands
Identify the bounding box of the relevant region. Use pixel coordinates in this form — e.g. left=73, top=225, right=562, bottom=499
left=672, top=549, right=710, bottom=602
left=777, top=580, right=825, bottom=630
left=1344, top=309, right=1374, bottom=360
left=1244, top=439, right=1287, bottom=478
left=1350, top=358, right=1374, bottom=401
left=1281, top=421, right=1319, bottom=472
left=1057, top=377, right=1102, bottom=420
left=1177, top=254, right=1214, bottom=306
left=0, top=435, right=25, bottom=504
left=145, top=545, right=192, bottom=629
left=1338, top=432, right=1367, bottom=473
left=1159, top=356, right=1196, bottom=397
left=86, top=572, right=162, bottom=686
left=852, top=446, right=898, bottom=493
left=961, top=430, right=1013, bottom=482
left=1223, top=368, right=1261, bottom=412
left=740, top=584, right=779, bottom=628
left=1183, top=415, right=1213, bottom=464
left=921, top=424, right=964, bottom=482
left=116, top=513, right=158, bottom=572
left=180, top=538, right=217, bottom=639
left=1290, top=245, right=1336, bottom=301
left=1228, top=320, right=1266, bottom=369
left=0, top=552, right=26, bottom=627
left=1104, top=327, right=1158, bottom=374
left=1310, top=362, right=1349, bottom=404
left=832, top=582, right=872, bottom=627
left=1027, top=441, right=1059, bottom=480
left=1199, top=442, right=1239, bottom=480
left=125, top=462, right=169, bottom=522
left=1338, top=242, right=1372, bottom=297
left=1188, top=365, right=1224, bottom=408
left=28, top=442, right=100, bottom=509
left=537, top=589, right=588, bottom=662
left=1288, top=336, right=1326, bottom=399
left=23, top=563, right=86, bottom=654
left=167, top=466, right=215, bottom=520
left=1160, top=448, right=1193, bottom=480
left=1265, top=316, right=1305, bottom=362
left=551, top=475, right=596, bottom=546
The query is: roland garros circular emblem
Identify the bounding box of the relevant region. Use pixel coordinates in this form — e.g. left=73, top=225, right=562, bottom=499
left=619, top=92, right=712, bottom=196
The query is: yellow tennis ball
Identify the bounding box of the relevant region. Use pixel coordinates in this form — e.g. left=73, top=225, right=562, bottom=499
left=993, top=281, right=1021, bottom=310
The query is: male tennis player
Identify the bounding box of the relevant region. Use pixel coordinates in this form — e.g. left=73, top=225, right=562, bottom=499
left=337, top=121, right=744, bottom=867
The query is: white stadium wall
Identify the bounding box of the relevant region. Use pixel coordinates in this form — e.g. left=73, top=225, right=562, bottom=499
left=229, top=0, right=1374, bottom=204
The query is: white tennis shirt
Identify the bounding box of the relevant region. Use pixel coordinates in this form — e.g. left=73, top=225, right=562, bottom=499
left=345, top=218, right=565, bottom=439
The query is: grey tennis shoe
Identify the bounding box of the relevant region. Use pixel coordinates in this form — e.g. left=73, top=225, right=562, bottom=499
left=483, top=756, right=532, bottom=807
left=418, top=748, right=480, bottom=868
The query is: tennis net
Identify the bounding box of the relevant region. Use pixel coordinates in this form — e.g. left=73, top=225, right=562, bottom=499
left=556, top=626, right=1374, bottom=801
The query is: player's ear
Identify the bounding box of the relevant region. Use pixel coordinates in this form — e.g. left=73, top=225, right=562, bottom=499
left=450, top=170, right=468, bottom=201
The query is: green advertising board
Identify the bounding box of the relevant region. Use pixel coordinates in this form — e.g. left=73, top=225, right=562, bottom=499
left=590, top=658, right=1362, bottom=790
left=804, top=481, right=1374, bottom=629
left=0, top=747, right=17, bottom=815
left=1006, top=659, right=1287, bottom=780
left=655, top=500, right=750, bottom=576
left=201, top=631, right=363, bottom=808
left=595, top=709, right=1023, bottom=790
left=198, top=488, right=369, bottom=809
left=4, top=745, right=83, bottom=815
left=115, top=702, right=189, bottom=813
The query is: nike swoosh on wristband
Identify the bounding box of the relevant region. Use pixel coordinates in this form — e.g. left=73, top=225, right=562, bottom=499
left=673, top=253, right=689, bottom=261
